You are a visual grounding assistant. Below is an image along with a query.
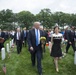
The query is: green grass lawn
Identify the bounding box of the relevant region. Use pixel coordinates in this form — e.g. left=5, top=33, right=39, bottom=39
left=0, top=40, right=76, bottom=75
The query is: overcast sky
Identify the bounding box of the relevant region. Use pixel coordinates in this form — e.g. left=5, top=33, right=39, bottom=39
left=0, top=0, right=76, bottom=14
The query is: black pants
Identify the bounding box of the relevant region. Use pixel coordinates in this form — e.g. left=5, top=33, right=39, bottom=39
left=41, top=44, right=46, bottom=59
left=48, top=37, right=51, bottom=42
left=0, top=43, right=4, bottom=51
left=31, top=46, right=42, bottom=74
left=16, top=40, right=22, bottom=54
left=23, top=37, right=27, bottom=46
left=66, top=41, right=76, bottom=53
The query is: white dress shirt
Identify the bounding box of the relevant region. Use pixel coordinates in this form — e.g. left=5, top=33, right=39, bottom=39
left=17, top=32, right=20, bottom=40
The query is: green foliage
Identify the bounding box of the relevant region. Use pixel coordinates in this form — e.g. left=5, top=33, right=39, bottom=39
left=17, top=11, right=35, bottom=29
left=36, top=9, right=53, bottom=28
left=0, top=8, right=76, bottom=30
left=0, top=9, right=15, bottom=30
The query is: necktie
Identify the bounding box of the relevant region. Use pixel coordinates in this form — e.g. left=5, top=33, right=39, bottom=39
left=24, top=31, right=26, bottom=37
left=18, top=32, right=20, bottom=40
left=36, top=29, right=38, bottom=46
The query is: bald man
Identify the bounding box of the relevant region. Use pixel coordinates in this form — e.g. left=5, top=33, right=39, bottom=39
left=28, top=22, right=44, bottom=75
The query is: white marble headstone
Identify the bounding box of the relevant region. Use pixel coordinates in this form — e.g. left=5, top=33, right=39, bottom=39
left=1, top=48, right=5, bottom=60
left=74, top=51, right=76, bottom=65
left=11, top=39, right=14, bottom=46
left=6, top=43, right=9, bottom=52
left=10, top=41, right=12, bottom=48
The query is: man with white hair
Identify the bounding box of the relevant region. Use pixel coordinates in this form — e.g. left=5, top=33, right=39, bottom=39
left=28, top=22, right=44, bottom=75
left=14, top=28, right=23, bottom=54
left=39, top=25, right=48, bottom=57
left=64, top=26, right=69, bottom=40
left=66, top=26, right=76, bottom=53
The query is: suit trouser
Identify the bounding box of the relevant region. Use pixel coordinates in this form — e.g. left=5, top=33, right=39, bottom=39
left=66, top=41, right=76, bottom=53
left=31, top=46, right=42, bottom=74
left=16, top=40, right=22, bottom=54
left=23, top=37, right=27, bottom=46
left=0, top=43, right=4, bottom=51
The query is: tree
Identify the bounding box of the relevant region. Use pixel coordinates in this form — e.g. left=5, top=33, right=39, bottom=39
left=17, top=11, right=35, bottom=29
left=0, top=9, right=15, bottom=30
left=0, top=8, right=76, bottom=30
left=36, top=8, right=53, bottom=28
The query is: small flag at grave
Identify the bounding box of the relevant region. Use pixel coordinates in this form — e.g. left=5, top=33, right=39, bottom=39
left=2, top=64, right=6, bottom=74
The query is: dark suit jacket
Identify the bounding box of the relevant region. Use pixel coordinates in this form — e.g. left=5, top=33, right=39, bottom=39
left=0, top=32, right=5, bottom=50
left=43, top=30, right=48, bottom=43
left=64, top=30, right=70, bottom=40
left=0, top=32, right=5, bottom=38
left=75, top=31, right=76, bottom=38
left=22, top=30, right=28, bottom=40
left=14, top=32, right=23, bottom=43
left=67, top=30, right=75, bottom=42
left=27, top=29, right=44, bottom=52
left=0, top=32, right=6, bottom=42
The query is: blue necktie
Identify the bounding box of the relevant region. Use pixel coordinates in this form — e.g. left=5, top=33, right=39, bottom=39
left=24, top=31, right=26, bottom=37
left=36, top=29, right=38, bottom=46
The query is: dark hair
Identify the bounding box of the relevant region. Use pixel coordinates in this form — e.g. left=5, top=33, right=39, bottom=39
left=70, top=26, right=74, bottom=28
left=54, top=26, right=59, bottom=30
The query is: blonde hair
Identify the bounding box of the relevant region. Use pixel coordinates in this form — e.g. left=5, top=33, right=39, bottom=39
left=34, top=22, right=41, bottom=25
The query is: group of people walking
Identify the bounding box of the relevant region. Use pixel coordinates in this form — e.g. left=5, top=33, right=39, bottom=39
left=0, top=21, right=76, bottom=75
left=27, top=22, right=76, bottom=75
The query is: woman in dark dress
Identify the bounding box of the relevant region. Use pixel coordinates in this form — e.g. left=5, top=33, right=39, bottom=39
left=50, top=26, right=63, bottom=72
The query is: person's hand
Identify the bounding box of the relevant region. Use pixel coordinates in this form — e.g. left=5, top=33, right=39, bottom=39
left=30, top=47, right=34, bottom=51
left=69, top=42, right=72, bottom=44
left=2, top=38, right=4, bottom=40
left=65, top=40, right=68, bottom=42
left=2, top=37, right=4, bottom=40
left=23, top=41, right=24, bottom=43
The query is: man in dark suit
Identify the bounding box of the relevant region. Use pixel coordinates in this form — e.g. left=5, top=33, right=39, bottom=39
left=22, top=27, right=27, bottom=47
left=14, top=28, right=23, bottom=54
left=75, top=28, right=76, bottom=49
left=0, top=29, right=5, bottom=51
left=28, top=22, right=44, bottom=75
left=66, top=26, right=76, bottom=53
left=39, top=26, right=48, bottom=59
left=4, top=31, right=9, bottom=41
left=64, top=26, right=69, bottom=40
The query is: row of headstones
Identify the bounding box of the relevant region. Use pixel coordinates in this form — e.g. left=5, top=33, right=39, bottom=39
left=1, top=39, right=14, bottom=60
left=1, top=40, right=76, bottom=65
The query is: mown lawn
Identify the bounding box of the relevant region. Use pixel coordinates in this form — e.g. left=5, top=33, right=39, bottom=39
left=0, top=40, right=76, bottom=75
